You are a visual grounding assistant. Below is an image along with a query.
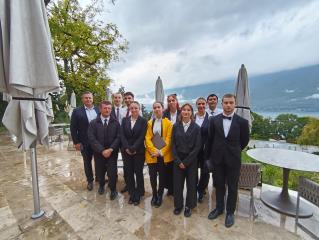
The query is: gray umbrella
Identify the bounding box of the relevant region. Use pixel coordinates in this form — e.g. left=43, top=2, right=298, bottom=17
left=155, top=76, right=164, bottom=103
left=234, top=64, right=253, bottom=130
left=0, top=0, right=59, bottom=218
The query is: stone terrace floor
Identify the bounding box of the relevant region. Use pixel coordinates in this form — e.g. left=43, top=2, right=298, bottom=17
left=0, top=133, right=318, bottom=239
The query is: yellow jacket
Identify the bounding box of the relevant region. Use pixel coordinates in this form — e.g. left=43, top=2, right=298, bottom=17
left=145, top=118, right=173, bottom=164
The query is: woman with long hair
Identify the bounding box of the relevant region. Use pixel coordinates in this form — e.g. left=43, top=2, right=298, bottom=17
left=194, top=97, right=210, bottom=203
left=163, top=94, right=181, bottom=196
left=120, top=101, right=147, bottom=205
left=172, top=103, right=201, bottom=217
left=145, top=101, right=174, bottom=207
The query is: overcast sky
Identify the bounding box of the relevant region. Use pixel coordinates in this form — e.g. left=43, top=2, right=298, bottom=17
left=90, top=0, right=319, bottom=95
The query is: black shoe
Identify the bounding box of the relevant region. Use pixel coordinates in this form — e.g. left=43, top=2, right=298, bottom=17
left=155, top=195, right=162, bottom=208
left=173, top=207, right=183, bottom=215
left=208, top=208, right=223, bottom=220
left=87, top=182, right=93, bottom=191
left=110, top=191, right=118, bottom=200
left=98, top=186, right=105, bottom=195
left=120, top=186, right=128, bottom=193
left=198, top=192, right=204, bottom=203
left=151, top=195, right=158, bottom=206
left=184, top=207, right=192, bottom=217
left=134, top=197, right=140, bottom=206
left=128, top=197, right=134, bottom=204
left=225, top=213, right=235, bottom=228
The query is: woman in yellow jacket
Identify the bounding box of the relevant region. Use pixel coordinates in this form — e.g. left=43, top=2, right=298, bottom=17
left=145, top=101, right=173, bottom=207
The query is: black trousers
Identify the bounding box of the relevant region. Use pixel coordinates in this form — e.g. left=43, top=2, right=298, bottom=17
left=148, top=157, right=166, bottom=196
left=121, top=149, right=128, bottom=186
left=96, top=154, right=118, bottom=191
left=164, top=162, right=174, bottom=194
left=197, top=170, right=210, bottom=194
left=213, top=162, right=240, bottom=214
left=122, top=152, right=145, bottom=199
left=80, top=144, right=97, bottom=183
left=174, top=161, right=197, bottom=209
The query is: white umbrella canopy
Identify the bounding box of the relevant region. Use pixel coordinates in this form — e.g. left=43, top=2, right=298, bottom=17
left=155, top=76, right=164, bottom=103
left=0, top=0, right=59, bottom=150
left=68, top=91, right=76, bottom=118
left=234, top=64, right=253, bottom=130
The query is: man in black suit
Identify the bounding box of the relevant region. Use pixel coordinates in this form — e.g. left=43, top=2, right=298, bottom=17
left=206, top=93, right=249, bottom=228
left=88, top=101, right=121, bottom=200
left=70, top=91, right=99, bottom=191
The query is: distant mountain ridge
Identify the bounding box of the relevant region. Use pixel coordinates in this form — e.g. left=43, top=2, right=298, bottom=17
left=139, top=64, right=319, bottom=113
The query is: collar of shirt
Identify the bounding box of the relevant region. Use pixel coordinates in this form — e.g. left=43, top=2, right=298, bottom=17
left=182, top=121, right=191, bottom=127
left=100, top=115, right=110, bottom=123
left=85, top=105, right=94, bottom=111
left=222, top=111, right=235, bottom=118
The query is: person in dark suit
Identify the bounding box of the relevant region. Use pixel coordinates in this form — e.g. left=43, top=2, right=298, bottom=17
left=163, top=93, right=181, bottom=196
left=172, top=103, right=201, bottom=217
left=70, top=91, right=99, bottom=191
left=206, top=93, right=249, bottom=228
left=194, top=97, right=210, bottom=203
left=88, top=100, right=121, bottom=200
left=120, top=101, right=147, bottom=205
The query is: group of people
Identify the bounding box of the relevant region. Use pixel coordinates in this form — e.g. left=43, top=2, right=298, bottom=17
left=70, top=91, right=249, bottom=228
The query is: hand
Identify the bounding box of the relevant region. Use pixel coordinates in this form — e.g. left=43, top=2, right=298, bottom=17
left=151, top=151, right=160, bottom=157
left=125, top=149, right=133, bottom=155
left=179, top=163, right=186, bottom=169
left=74, top=143, right=81, bottom=151
left=102, top=148, right=113, bottom=158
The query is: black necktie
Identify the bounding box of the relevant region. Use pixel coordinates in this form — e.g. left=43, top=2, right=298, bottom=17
left=126, top=108, right=130, bottom=117
left=104, top=119, right=108, bottom=126
left=222, top=115, right=232, bottom=120
left=116, top=108, right=120, bottom=122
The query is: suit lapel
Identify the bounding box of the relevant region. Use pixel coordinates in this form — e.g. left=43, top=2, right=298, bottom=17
left=215, top=114, right=225, bottom=137
left=81, top=106, right=89, bottom=123
left=131, top=116, right=140, bottom=135
left=227, top=114, right=238, bottom=139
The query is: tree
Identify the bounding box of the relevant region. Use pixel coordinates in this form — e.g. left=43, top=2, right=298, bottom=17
left=274, top=114, right=308, bottom=143
left=297, top=118, right=319, bottom=146
left=47, top=0, right=128, bottom=105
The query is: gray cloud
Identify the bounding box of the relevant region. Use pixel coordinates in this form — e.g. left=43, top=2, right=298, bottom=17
left=83, top=0, right=319, bottom=94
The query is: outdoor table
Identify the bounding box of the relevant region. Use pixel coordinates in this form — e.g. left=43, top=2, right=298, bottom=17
left=247, top=148, right=319, bottom=218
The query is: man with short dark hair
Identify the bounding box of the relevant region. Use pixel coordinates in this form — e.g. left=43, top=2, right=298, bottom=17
left=206, top=94, right=222, bottom=117
left=206, top=93, right=249, bottom=228
left=88, top=101, right=121, bottom=200
left=70, top=91, right=99, bottom=191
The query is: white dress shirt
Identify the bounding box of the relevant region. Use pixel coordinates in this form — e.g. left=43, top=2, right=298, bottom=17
left=222, top=111, right=234, bottom=137
left=207, top=107, right=222, bottom=117
left=85, top=106, right=97, bottom=123
left=114, top=105, right=126, bottom=125
left=195, top=113, right=205, bottom=127
left=170, top=111, right=177, bottom=124
left=182, top=121, right=191, bottom=133
left=130, top=117, right=137, bottom=129
left=153, top=118, right=162, bottom=136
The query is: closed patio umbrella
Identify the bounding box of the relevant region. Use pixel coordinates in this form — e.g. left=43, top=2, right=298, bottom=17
left=0, top=0, right=59, bottom=218
left=155, top=76, right=164, bottom=103
left=234, top=64, right=253, bottom=130
left=68, top=91, right=76, bottom=118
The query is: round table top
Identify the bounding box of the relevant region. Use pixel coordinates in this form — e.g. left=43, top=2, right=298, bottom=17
left=247, top=148, right=319, bottom=172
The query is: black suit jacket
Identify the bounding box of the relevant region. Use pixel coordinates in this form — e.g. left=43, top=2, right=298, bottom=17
left=163, top=109, right=181, bottom=121
left=120, top=116, right=147, bottom=154
left=195, top=112, right=210, bottom=164
left=172, top=121, right=201, bottom=167
left=206, top=113, right=249, bottom=169
left=87, top=115, right=121, bottom=159
left=70, top=106, right=99, bottom=146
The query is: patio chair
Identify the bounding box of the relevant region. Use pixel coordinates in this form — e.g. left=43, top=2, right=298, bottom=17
left=296, top=177, right=319, bottom=240
left=238, top=163, right=261, bottom=219
left=48, top=126, right=64, bottom=143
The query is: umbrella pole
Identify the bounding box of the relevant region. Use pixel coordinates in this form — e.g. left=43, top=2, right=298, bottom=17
left=30, top=141, right=45, bottom=219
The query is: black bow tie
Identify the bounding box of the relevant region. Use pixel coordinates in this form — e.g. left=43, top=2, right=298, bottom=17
left=222, top=115, right=232, bottom=120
